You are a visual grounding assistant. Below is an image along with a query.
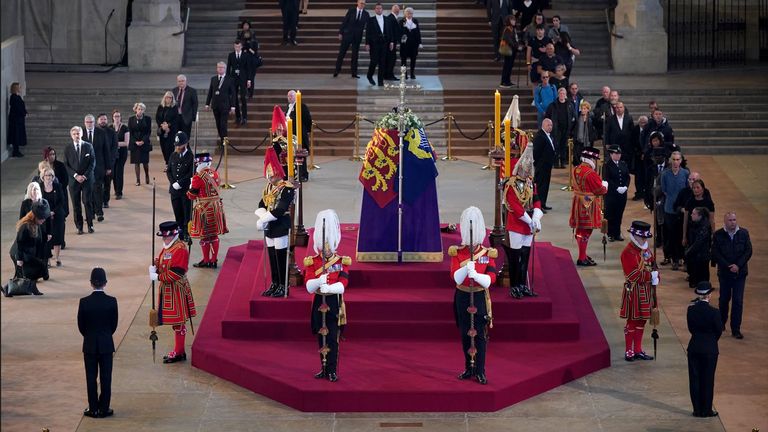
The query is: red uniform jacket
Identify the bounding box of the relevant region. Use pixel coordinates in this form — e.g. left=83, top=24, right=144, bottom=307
left=187, top=168, right=228, bottom=238
left=448, top=245, right=498, bottom=288
left=570, top=162, right=607, bottom=230
left=619, top=241, right=658, bottom=320
left=156, top=239, right=196, bottom=326
left=304, top=254, right=351, bottom=330
left=504, top=176, right=541, bottom=235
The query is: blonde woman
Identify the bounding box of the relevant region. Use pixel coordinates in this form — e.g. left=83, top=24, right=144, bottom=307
left=128, top=102, right=152, bottom=185
left=110, top=110, right=130, bottom=198
left=41, top=167, right=66, bottom=266
left=156, top=91, right=179, bottom=167
left=20, top=181, right=44, bottom=218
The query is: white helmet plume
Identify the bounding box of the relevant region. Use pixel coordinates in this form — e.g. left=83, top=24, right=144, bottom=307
left=313, top=209, right=341, bottom=255
left=504, top=94, right=521, bottom=129
left=512, top=143, right=534, bottom=177
left=460, top=206, right=486, bottom=246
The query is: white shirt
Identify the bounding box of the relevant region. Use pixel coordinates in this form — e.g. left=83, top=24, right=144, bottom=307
left=376, top=14, right=384, bottom=33
left=544, top=132, right=554, bottom=150
left=616, top=114, right=624, bottom=130
left=286, top=102, right=295, bottom=118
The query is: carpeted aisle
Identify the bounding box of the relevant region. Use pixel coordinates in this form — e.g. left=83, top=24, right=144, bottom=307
left=192, top=225, right=610, bottom=412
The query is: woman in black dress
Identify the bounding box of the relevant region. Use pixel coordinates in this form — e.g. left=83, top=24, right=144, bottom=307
left=43, top=146, right=69, bottom=217
left=110, top=110, right=130, bottom=198
left=128, top=102, right=152, bottom=185
left=10, top=201, right=51, bottom=290
left=399, top=7, right=422, bottom=80
left=156, top=91, right=179, bottom=168
left=237, top=21, right=261, bottom=98
left=40, top=167, right=65, bottom=267
left=7, top=82, right=27, bottom=157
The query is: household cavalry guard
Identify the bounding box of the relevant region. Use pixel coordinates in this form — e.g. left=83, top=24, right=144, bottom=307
left=303, top=209, right=350, bottom=383
left=148, top=221, right=197, bottom=364
left=187, top=152, right=228, bottom=269
left=569, top=146, right=608, bottom=266
left=503, top=145, right=543, bottom=298
left=620, top=220, right=658, bottom=362
left=255, top=147, right=295, bottom=298
left=270, top=105, right=290, bottom=178
left=449, top=207, right=497, bottom=385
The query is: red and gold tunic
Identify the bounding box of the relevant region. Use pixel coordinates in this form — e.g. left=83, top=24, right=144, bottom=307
left=504, top=176, right=541, bottom=235
left=448, top=245, right=497, bottom=325
left=569, top=163, right=608, bottom=230
left=156, top=239, right=196, bottom=326
left=187, top=168, right=228, bottom=238
left=619, top=241, right=658, bottom=320
left=303, top=254, right=351, bottom=333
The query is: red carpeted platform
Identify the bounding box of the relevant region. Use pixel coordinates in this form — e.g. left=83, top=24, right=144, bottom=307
left=191, top=225, right=610, bottom=412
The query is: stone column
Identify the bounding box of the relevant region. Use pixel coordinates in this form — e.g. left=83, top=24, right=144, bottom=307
left=611, top=0, right=668, bottom=73
left=127, top=0, right=184, bottom=71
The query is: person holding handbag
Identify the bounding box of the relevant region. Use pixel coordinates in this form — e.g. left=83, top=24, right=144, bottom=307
left=499, top=15, right=522, bottom=88
left=4, top=201, right=50, bottom=296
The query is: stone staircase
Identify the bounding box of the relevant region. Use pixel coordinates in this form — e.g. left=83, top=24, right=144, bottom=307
left=580, top=89, right=768, bottom=154
left=21, top=87, right=221, bottom=161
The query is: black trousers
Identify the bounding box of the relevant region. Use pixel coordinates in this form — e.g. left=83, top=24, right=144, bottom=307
left=455, top=290, right=489, bottom=374
left=114, top=148, right=128, bottom=196
left=177, top=119, right=193, bottom=137
left=504, top=245, right=531, bottom=288
left=92, top=177, right=104, bottom=217
left=491, top=17, right=503, bottom=56
left=605, top=192, right=627, bottom=238
left=70, top=181, right=94, bottom=229
left=553, top=128, right=569, bottom=166
left=233, top=78, right=248, bottom=120
left=367, top=42, right=388, bottom=85
left=315, top=309, right=340, bottom=374
left=212, top=107, right=229, bottom=139
left=170, top=195, right=191, bottom=239
left=687, top=352, right=717, bottom=416
left=534, top=164, right=552, bottom=207
left=335, top=36, right=362, bottom=75
left=663, top=212, right=684, bottom=261
left=84, top=352, right=113, bottom=413
left=159, top=134, right=175, bottom=165
left=385, top=43, right=398, bottom=78
left=718, top=273, right=746, bottom=333
left=103, top=171, right=113, bottom=205
left=686, top=260, right=710, bottom=287
left=282, top=7, right=298, bottom=41
left=500, top=51, right=516, bottom=85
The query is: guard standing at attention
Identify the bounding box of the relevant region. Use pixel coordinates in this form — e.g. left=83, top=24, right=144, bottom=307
left=603, top=145, right=629, bottom=242
left=687, top=281, right=722, bottom=418
left=187, top=152, right=228, bottom=268
left=167, top=132, right=194, bottom=243
left=620, top=220, right=658, bottom=362
left=303, top=209, right=350, bottom=382
left=570, top=146, right=608, bottom=266
left=449, top=206, right=497, bottom=385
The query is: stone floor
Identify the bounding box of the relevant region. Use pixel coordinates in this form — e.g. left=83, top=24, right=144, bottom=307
left=2, top=71, right=766, bottom=432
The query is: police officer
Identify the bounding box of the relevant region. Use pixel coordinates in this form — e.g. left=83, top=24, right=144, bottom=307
left=687, top=281, right=722, bottom=417
left=603, top=145, right=629, bottom=241
left=167, top=132, right=194, bottom=242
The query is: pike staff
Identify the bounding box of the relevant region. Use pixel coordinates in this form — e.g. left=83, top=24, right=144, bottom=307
left=149, top=179, right=158, bottom=362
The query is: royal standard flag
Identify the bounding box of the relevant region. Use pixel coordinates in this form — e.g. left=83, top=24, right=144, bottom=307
left=398, top=128, right=438, bottom=205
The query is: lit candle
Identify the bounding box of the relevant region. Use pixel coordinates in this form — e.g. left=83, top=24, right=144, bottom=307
left=504, top=119, right=511, bottom=176
left=287, top=118, right=295, bottom=178
left=296, top=90, right=303, bottom=148
left=494, top=90, right=501, bottom=148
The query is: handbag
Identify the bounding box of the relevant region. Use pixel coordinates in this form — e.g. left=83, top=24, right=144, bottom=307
left=498, top=39, right=513, bottom=56
left=2, top=277, right=35, bottom=297
left=253, top=55, right=264, bottom=69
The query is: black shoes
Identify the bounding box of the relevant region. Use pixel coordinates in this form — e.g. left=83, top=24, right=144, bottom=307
left=88, top=226, right=95, bottom=234
left=100, top=408, right=114, bottom=418
left=633, top=351, right=654, bottom=361
left=457, top=369, right=473, bottom=380
left=352, top=74, right=360, bottom=78
left=193, top=260, right=209, bottom=268
left=509, top=285, right=523, bottom=299
left=271, top=284, right=286, bottom=297
left=314, top=370, right=327, bottom=379
left=518, top=284, right=536, bottom=297
left=162, top=352, right=187, bottom=364
left=693, top=410, right=718, bottom=417
left=262, top=283, right=278, bottom=297
left=77, top=228, right=84, bottom=235
left=542, top=206, right=553, bottom=210
left=115, top=194, right=122, bottom=200
left=83, top=408, right=99, bottom=418
left=103, top=203, right=109, bottom=209
left=291, top=40, right=299, bottom=46
left=327, top=372, right=338, bottom=382
left=97, top=215, right=104, bottom=222
left=733, top=331, right=744, bottom=339
left=333, top=72, right=339, bottom=77
left=576, top=259, right=597, bottom=267
left=367, top=77, right=376, bottom=85
left=624, top=351, right=635, bottom=362
left=475, top=373, right=488, bottom=385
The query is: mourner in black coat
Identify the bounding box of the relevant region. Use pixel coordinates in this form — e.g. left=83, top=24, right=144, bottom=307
left=83, top=118, right=113, bottom=220
left=64, top=128, right=96, bottom=233
left=366, top=4, right=396, bottom=87
left=78, top=268, right=118, bottom=418
left=279, top=0, right=300, bottom=44
left=205, top=63, right=237, bottom=141
left=687, top=282, right=722, bottom=418
left=384, top=6, right=402, bottom=80
left=227, top=41, right=253, bottom=124
left=532, top=120, right=556, bottom=209
left=172, top=76, right=199, bottom=137
left=399, top=9, right=423, bottom=79
left=8, top=84, right=27, bottom=157
left=604, top=102, right=635, bottom=163
left=488, top=0, right=513, bottom=60
left=334, top=1, right=369, bottom=78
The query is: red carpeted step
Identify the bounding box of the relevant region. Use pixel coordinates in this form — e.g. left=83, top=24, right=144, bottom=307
left=221, top=316, right=580, bottom=341
left=250, top=288, right=554, bottom=320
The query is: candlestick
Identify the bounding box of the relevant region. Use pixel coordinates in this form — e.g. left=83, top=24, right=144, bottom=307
left=296, top=91, right=303, bottom=148
left=504, top=119, right=511, bottom=176
left=494, top=90, right=501, bottom=148
left=287, top=118, right=295, bottom=178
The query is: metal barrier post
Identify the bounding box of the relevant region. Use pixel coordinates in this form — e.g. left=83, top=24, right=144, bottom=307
left=561, top=138, right=574, bottom=191
left=441, top=113, right=457, bottom=161
left=220, top=137, right=236, bottom=189
left=350, top=113, right=364, bottom=162
left=309, top=121, right=319, bottom=170
left=481, top=120, right=493, bottom=170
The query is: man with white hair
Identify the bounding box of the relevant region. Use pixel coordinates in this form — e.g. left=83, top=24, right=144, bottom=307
left=64, top=126, right=96, bottom=234
left=503, top=145, right=543, bottom=298
left=569, top=146, right=608, bottom=266
left=449, top=206, right=498, bottom=385
left=172, top=74, right=199, bottom=137
left=186, top=152, right=228, bottom=269
left=205, top=62, right=237, bottom=144
left=303, top=209, right=351, bottom=382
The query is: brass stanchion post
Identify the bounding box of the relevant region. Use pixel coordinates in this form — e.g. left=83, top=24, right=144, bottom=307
left=561, top=138, right=574, bottom=191
left=309, top=121, right=320, bottom=170
left=481, top=120, right=493, bottom=170
left=441, top=113, right=457, bottom=161
left=220, top=137, right=236, bottom=189
left=350, top=113, right=364, bottom=162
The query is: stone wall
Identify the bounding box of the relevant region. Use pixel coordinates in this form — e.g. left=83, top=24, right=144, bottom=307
left=1, top=36, right=26, bottom=162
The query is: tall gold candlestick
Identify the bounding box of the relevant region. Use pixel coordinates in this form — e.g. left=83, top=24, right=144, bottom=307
left=494, top=90, right=501, bottom=148
left=296, top=91, right=303, bottom=148
left=504, top=119, right=511, bottom=176
left=287, top=118, right=295, bottom=178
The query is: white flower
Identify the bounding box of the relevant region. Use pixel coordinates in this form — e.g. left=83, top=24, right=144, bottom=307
left=375, top=109, right=424, bottom=131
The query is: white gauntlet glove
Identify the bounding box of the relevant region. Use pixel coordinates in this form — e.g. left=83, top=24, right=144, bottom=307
left=617, top=186, right=628, bottom=194
left=172, top=182, right=181, bottom=190
left=651, top=270, right=659, bottom=285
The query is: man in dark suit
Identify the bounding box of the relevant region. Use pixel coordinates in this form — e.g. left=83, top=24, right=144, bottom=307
left=205, top=62, right=237, bottom=143
left=384, top=4, right=401, bottom=80
left=532, top=118, right=555, bottom=210
left=366, top=2, right=394, bottom=86
left=286, top=90, right=313, bottom=182
left=279, top=0, right=300, bottom=45
left=687, top=281, right=722, bottom=418
left=604, top=101, right=635, bottom=163
left=603, top=146, right=629, bottom=241
left=167, top=132, right=195, bottom=242
left=83, top=115, right=112, bottom=222
left=78, top=267, right=118, bottom=418
left=97, top=113, right=118, bottom=210
left=64, top=126, right=96, bottom=234
left=172, top=74, right=199, bottom=137
left=227, top=40, right=253, bottom=126
left=334, top=0, right=369, bottom=78
left=487, top=0, right=512, bottom=61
